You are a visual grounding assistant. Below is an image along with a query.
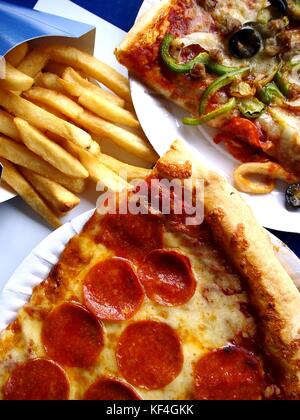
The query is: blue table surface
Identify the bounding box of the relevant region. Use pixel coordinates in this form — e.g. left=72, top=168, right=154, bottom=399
left=3, top=0, right=300, bottom=257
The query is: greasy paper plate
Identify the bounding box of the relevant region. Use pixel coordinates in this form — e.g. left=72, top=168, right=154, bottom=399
left=0, top=208, right=299, bottom=332
left=0, top=183, right=16, bottom=203
left=130, top=0, right=300, bottom=234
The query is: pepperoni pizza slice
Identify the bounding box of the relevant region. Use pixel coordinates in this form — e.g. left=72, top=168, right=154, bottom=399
left=0, top=140, right=299, bottom=400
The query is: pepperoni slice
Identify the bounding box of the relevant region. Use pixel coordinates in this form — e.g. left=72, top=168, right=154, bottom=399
left=3, top=359, right=69, bottom=400
left=42, top=302, right=104, bottom=368
left=101, top=213, right=163, bottom=262
left=138, top=250, right=196, bottom=306
left=194, top=345, right=265, bottom=400
left=83, top=257, right=144, bottom=321
left=84, top=377, right=141, bottom=400
left=117, top=321, right=183, bottom=390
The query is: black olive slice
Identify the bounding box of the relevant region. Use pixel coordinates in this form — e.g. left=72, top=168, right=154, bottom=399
left=286, top=183, right=300, bottom=208
left=270, top=0, right=288, bottom=15
left=229, top=27, right=262, bottom=59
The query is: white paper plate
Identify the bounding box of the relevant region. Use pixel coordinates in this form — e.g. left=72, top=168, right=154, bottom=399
left=0, top=208, right=299, bottom=332
left=0, top=183, right=16, bottom=204
left=130, top=0, right=300, bottom=234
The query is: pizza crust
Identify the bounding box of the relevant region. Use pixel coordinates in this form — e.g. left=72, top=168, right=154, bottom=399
left=115, top=0, right=214, bottom=114
left=155, top=140, right=300, bottom=399
left=116, top=0, right=171, bottom=54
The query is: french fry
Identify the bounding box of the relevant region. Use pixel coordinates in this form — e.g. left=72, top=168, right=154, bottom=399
left=28, top=84, right=138, bottom=128
left=0, top=62, right=34, bottom=91
left=98, top=152, right=150, bottom=181
left=0, top=109, right=21, bottom=141
left=0, top=89, right=97, bottom=153
left=18, top=48, right=49, bottom=77
left=57, top=78, right=82, bottom=97
left=77, top=150, right=130, bottom=191
left=22, top=87, right=99, bottom=156
left=78, top=111, right=157, bottom=163
left=62, top=67, right=125, bottom=107
left=29, top=99, right=68, bottom=120
left=43, top=45, right=130, bottom=101
left=20, top=168, right=80, bottom=213
left=14, top=118, right=89, bottom=179
left=35, top=72, right=66, bottom=93
left=44, top=61, right=68, bottom=77
left=0, top=135, right=85, bottom=193
left=23, top=87, right=82, bottom=120
left=78, top=90, right=139, bottom=128
left=63, top=140, right=148, bottom=183
left=0, top=157, right=61, bottom=228
left=5, top=42, right=29, bottom=67
left=21, top=86, right=154, bottom=161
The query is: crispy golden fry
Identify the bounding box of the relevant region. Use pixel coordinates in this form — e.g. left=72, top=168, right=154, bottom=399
left=78, top=111, right=157, bottom=163
left=62, top=67, right=125, bottom=107
left=14, top=118, right=89, bottom=179
left=29, top=99, right=68, bottom=120
left=44, top=61, right=68, bottom=77
left=0, top=109, right=21, bottom=141
left=98, top=152, right=150, bottom=181
left=35, top=72, right=66, bottom=93
left=64, top=140, right=148, bottom=183
left=0, top=89, right=96, bottom=153
left=5, top=42, right=29, bottom=67
left=43, top=45, right=130, bottom=101
left=29, top=82, right=137, bottom=128
left=0, top=157, right=61, bottom=228
left=125, top=100, right=137, bottom=114
left=58, top=133, right=102, bottom=155
left=23, top=87, right=82, bottom=120
left=21, top=86, right=154, bottom=161
left=0, top=135, right=85, bottom=193
left=0, top=62, right=33, bottom=91
left=78, top=90, right=139, bottom=128
left=22, top=87, right=99, bottom=155
left=21, top=168, right=80, bottom=213
left=77, top=149, right=130, bottom=191
left=56, top=78, right=82, bottom=96
left=18, top=49, right=49, bottom=77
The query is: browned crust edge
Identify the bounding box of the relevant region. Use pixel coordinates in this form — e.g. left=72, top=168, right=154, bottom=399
left=155, top=140, right=300, bottom=399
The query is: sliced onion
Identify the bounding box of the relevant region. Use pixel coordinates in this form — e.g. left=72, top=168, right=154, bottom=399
left=283, top=97, right=300, bottom=111
left=178, top=32, right=223, bottom=52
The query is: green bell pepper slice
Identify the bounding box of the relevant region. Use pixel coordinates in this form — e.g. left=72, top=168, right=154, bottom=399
left=205, top=61, right=240, bottom=76
left=258, top=82, right=285, bottom=104
left=199, top=67, right=249, bottom=115
left=160, top=34, right=210, bottom=73
left=274, top=70, right=290, bottom=97
left=182, top=97, right=236, bottom=126
left=238, top=98, right=265, bottom=119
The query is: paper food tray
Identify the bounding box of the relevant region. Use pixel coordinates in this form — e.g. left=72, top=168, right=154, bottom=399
left=0, top=0, right=96, bottom=203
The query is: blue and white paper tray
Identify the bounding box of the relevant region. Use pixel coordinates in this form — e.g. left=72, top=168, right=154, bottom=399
left=0, top=0, right=96, bottom=57
left=0, top=0, right=96, bottom=193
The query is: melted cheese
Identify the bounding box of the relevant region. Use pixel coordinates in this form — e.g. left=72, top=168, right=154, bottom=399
left=0, top=215, right=255, bottom=400
left=211, top=0, right=268, bottom=24
left=179, top=32, right=223, bottom=52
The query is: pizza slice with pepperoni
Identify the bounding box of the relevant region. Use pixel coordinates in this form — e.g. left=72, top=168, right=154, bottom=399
left=0, top=140, right=299, bottom=400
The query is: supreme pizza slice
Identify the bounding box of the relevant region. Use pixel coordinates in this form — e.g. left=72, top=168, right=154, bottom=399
left=116, top=0, right=300, bottom=183
left=0, top=140, right=299, bottom=400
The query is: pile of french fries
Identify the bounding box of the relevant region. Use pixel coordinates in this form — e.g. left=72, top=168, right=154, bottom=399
left=0, top=42, right=157, bottom=228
